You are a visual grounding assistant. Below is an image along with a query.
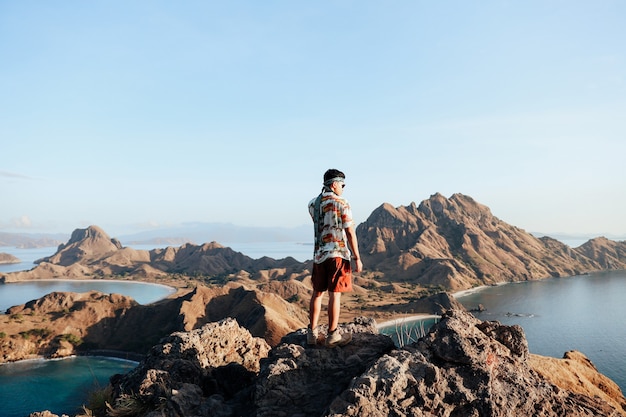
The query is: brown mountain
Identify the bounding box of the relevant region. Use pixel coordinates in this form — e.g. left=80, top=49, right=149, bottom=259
left=1, top=225, right=307, bottom=282
left=1, top=282, right=309, bottom=362
left=357, top=193, right=626, bottom=291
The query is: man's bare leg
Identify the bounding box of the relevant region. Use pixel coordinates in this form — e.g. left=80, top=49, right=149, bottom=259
left=309, top=291, right=324, bottom=330
left=328, top=291, right=341, bottom=331
left=325, top=291, right=351, bottom=347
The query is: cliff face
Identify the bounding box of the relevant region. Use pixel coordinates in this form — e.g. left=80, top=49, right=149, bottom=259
left=357, top=193, right=626, bottom=290
left=82, top=310, right=625, bottom=417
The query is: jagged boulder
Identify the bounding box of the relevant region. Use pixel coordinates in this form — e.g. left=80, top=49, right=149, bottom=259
left=327, top=309, right=625, bottom=417
left=109, top=318, right=272, bottom=417
left=253, top=317, right=395, bottom=417
left=105, top=317, right=395, bottom=417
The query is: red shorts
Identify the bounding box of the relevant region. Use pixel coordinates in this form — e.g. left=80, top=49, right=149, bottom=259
left=311, top=257, right=353, bottom=293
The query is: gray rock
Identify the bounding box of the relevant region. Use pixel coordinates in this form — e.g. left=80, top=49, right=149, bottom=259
left=110, top=317, right=270, bottom=415
left=327, top=309, right=624, bottom=417
left=253, top=316, right=395, bottom=417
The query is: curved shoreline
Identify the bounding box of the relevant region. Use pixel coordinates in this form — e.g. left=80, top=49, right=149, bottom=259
left=2, top=277, right=177, bottom=290
left=0, top=352, right=141, bottom=367
left=0, top=279, right=180, bottom=315
left=377, top=314, right=440, bottom=329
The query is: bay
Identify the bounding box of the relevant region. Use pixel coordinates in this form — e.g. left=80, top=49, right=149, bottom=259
left=0, top=280, right=176, bottom=312
left=0, top=356, right=137, bottom=417
left=456, top=270, right=626, bottom=392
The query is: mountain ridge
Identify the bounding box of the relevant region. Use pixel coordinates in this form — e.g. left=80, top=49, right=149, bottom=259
left=3, top=193, right=625, bottom=293
left=357, top=193, right=626, bottom=291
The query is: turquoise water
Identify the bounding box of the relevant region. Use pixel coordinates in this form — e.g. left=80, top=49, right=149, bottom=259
left=457, top=270, right=626, bottom=392
left=378, top=316, right=440, bottom=346
left=0, top=280, right=176, bottom=312
left=0, top=356, right=136, bottom=417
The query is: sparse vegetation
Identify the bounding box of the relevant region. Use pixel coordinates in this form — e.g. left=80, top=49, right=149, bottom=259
left=9, top=313, right=23, bottom=322
left=287, top=294, right=300, bottom=303
left=80, top=385, right=114, bottom=417
left=61, top=333, right=84, bottom=346
left=19, top=328, right=52, bottom=340
left=106, top=376, right=170, bottom=417
left=106, top=393, right=151, bottom=417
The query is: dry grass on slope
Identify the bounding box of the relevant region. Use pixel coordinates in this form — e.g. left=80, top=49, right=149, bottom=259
left=530, top=351, right=626, bottom=413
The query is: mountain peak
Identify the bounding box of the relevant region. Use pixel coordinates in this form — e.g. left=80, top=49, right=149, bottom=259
left=357, top=193, right=626, bottom=291
left=39, top=225, right=123, bottom=267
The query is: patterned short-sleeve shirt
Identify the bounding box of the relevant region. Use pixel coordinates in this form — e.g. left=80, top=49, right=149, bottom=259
left=308, top=190, right=354, bottom=263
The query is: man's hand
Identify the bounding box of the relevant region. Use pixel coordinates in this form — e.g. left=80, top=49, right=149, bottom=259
left=353, top=258, right=363, bottom=273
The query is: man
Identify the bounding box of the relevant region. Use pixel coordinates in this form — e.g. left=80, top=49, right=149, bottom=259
left=307, top=168, right=363, bottom=347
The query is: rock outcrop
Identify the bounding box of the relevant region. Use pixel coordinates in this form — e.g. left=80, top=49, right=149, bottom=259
left=329, top=309, right=626, bottom=416
left=357, top=193, right=626, bottom=291
left=65, top=310, right=624, bottom=417
left=109, top=318, right=272, bottom=417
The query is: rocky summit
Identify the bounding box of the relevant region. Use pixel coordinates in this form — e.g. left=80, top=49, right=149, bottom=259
left=32, top=309, right=626, bottom=417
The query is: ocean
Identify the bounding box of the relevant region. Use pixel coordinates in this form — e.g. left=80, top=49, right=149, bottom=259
left=456, top=270, right=626, bottom=392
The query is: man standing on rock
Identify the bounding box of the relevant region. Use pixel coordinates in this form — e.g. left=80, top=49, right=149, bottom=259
left=307, top=168, right=363, bottom=347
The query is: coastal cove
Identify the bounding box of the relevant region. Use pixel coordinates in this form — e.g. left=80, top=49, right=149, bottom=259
left=456, top=270, right=626, bottom=392
left=0, top=356, right=137, bottom=417
left=0, top=280, right=176, bottom=313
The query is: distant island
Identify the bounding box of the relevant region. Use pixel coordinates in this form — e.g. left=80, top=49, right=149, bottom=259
left=0, top=252, right=20, bottom=264
left=0, top=232, right=66, bottom=248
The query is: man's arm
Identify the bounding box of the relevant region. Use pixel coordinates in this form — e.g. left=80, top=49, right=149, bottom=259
left=345, top=225, right=363, bottom=273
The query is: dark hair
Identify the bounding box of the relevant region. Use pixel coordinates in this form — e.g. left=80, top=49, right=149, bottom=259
left=323, top=169, right=345, bottom=183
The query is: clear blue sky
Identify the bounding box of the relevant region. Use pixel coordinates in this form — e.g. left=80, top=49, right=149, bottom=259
left=2, top=1, right=625, bottom=238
